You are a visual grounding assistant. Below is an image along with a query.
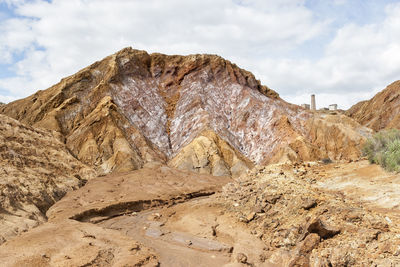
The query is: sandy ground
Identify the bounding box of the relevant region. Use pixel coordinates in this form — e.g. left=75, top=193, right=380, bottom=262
left=311, top=160, right=400, bottom=221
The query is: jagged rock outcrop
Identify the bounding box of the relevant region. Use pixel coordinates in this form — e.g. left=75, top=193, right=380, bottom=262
left=347, top=80, right=400, bottom=131
left=1, top=47, right=368, bottom=175
left=0, top=114, right=95, bottom=244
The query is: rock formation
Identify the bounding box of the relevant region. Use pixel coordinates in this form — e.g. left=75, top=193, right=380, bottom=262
left=220, top=162, right=400, bottom=266
left=0, top=48, right=369, bottom=176
left=0, top=114, right=95, bottom=244
left=0, top=166, right=230, bottom=266
left=347, top=80, right=400, bottom=131
left=0, top=47, right=397, bottom=266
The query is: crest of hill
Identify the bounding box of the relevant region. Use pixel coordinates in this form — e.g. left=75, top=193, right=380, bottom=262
left=347, top=80, right=400, bottom=131
left=0, top=47, right=369, bottom=175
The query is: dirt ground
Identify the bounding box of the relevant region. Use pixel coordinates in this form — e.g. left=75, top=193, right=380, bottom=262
left=1, top=160, right=400, bottom=266
left=312, top=160, right=400, bottom=216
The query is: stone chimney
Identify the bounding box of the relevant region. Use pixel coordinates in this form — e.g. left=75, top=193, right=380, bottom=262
left=311, top=94, right=316, bottom=111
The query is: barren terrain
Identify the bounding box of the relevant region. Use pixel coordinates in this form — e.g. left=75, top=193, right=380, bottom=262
left=1, top=159, right=400, bottom=266
left=0, top=48, right=399, bottom=266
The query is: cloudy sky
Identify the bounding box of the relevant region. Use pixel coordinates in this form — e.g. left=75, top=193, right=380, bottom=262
left=1, top=0, right=400, bottom=109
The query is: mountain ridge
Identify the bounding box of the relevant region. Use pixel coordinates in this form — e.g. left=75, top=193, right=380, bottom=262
left=347, top=80, right=400, bottom=131
left=0, top=47, right=369, bottom=175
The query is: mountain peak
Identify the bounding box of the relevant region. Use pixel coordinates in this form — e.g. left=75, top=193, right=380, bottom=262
left=0, top=48, right=367, bottom=175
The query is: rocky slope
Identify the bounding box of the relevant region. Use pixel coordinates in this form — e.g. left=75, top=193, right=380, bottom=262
left=220, top=162, right=400, bottom=266
left=2, top=160, right=399, bottom=266
left=0, top=47, right=369, bottom=176
left=0, top=114, right=95, bottom=244
left=347, top=80, right=400, bottom=131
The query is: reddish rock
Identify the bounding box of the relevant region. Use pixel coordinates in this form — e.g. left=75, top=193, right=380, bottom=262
left=347, top=80, right=400, bottom=131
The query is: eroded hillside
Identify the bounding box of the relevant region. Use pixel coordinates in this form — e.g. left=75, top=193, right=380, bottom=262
left=0, top=114, right=95, bottom=244
left=0, top=47, right=398, bottom=266
left=0, top=48, right=370, bottom=176
left=347, top=80, right=400, bottom=131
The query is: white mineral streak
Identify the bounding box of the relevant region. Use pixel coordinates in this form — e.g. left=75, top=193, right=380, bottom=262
left=106, top=53, right=311, bottom=164
left=111, top=77, right=170, bottom=156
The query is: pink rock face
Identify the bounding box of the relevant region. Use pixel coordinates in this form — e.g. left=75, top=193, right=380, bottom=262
left=108, top=48, right=310, bottom=165
left=0, top=47, right=367, bottom=172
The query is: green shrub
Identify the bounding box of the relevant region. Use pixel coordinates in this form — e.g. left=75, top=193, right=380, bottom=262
left=362, top=129, right=400, bottom=172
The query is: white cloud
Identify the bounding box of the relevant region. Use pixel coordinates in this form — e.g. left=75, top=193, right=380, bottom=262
left=0, top=0, right=324, bottom=100
left=332, top=0, right=347, bottom=5
left=0, top=95, right=16, bottom=103
left=248, top=2, right=400, bottom=109
left=0, top=0, right=400, bottom=110
left=0, top=17, right=35, bottom=63
left=0, top=0, right=26, bottom=5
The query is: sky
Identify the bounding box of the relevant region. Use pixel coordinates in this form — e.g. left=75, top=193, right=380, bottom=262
left=1, top=0, right=400, bottom=109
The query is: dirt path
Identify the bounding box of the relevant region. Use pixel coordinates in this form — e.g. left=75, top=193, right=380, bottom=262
left=99, top=197, right=232, bottom=267
left=98, top=195, right=275, bottom=267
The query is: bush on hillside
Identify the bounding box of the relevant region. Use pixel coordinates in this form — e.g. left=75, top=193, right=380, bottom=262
left=362, top=129, right=400, bottom=172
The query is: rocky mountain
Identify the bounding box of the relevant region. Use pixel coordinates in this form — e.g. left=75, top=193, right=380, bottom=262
left=0, top=47, right=397, bottom=266
left=347, top=80, right=400, bottom=131
left=0, top=47, right=370, bottom=177
left=0, top=114, right=95, bottom=244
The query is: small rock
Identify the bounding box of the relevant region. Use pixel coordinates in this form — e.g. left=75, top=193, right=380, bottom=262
left=301, top=198, right=317, bottom=210
left=130, top=244, right=140, bottom=251
left=307, top=219, right=340, bottom=239
left=236, top=253, right=248, bottom=264
left=299, top=233, right=320, bottom=254
left=289, top=255, right=309, bottom=267
left=148, top=213, right=161, bottom=220
left=246, top=212, right=256, bottom=222
left=211, top=225, right=218, bottom=236
left=264, top=194, right=281, bottom=204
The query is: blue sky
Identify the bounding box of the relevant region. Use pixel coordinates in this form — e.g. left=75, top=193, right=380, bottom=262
left=1, top=0, right=400, bottom=109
